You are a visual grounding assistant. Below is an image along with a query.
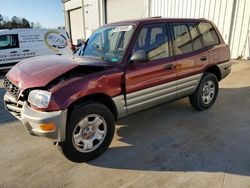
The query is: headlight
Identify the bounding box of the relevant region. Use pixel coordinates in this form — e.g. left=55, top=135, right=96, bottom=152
left=28, top=90, right=51, bottom=109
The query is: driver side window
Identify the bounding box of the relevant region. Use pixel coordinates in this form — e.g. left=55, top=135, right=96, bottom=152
left=133, top=24, right=170, bottom=61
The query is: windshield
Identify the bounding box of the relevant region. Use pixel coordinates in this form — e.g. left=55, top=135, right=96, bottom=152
left=76, top=25, right=134, bottom=63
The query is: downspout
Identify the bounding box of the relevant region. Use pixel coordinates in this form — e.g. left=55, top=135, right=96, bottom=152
left=228, top=0, right=237, bottom=48
left=147, top=0, right=151, bottom=17
left=81, top=0, right=86, bottom=39
left=97, top=0, right=101, bottom=27
left=62, top=2, right=69, bottom=32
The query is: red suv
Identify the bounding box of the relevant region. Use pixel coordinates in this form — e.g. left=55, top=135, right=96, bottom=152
left=3, top=18, right=231, bottom=162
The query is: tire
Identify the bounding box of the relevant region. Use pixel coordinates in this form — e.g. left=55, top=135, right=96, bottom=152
left=58, top=102, right=115, bottom=162
left=189, top=72, right=219, bottom=111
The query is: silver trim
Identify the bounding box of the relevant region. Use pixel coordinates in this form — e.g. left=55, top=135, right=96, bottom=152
left=176, top=73, right=203, bottom=98
left=217, top=61, right=231, bottom=80
left=112, top=95, right=127, bottom=119
left=21, top=102, right=67, bottom=142
left=113, top=73, right=203, bottom=118
left=126, top=81, right=176, bottom=114
left=4, top=92, right=67, bottom=142
left=4, top=92, right=23, bottom=120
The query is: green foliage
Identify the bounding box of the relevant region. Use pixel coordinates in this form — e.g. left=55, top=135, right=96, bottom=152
left=0, top=14, right=41, bottom=29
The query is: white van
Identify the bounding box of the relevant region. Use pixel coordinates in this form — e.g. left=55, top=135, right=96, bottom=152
left=0, top=29, right=73, bottom=70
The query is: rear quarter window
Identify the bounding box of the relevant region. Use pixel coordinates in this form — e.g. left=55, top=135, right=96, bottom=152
left=198, top=22, right=220, bottom=47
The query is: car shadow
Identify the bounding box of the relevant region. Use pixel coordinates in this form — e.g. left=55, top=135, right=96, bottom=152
left=90, top=86, right=250, bottom=176
left=0, top=71, right=17, bottom=124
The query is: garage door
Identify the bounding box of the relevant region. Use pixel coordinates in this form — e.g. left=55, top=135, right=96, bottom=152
left=69, top=8, right=84, bottom=45
left=106, top=0, right=146, bottom=23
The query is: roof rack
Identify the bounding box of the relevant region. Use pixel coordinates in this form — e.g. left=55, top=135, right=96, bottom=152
left=150, top=16, right=162, bottom=18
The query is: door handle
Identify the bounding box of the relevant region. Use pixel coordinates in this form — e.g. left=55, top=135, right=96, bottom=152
left=200, top=56, right=207, bottom=61
left=22, top=49, right=30, bottom=52
left=10, top=51, right=18, bottom=53
left=164, top=64, right=175, bottom=70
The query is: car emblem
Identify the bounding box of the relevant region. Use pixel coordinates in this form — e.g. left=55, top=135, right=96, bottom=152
left=8, top=84, right=13, bottom=90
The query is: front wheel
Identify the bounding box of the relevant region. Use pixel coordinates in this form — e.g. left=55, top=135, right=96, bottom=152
left=189, top=73, right=219, bottom=111
left=58, top=102, right=115, bottom=162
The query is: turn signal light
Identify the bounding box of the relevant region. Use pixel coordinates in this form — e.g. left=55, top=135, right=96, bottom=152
left=40, top=123, right=56, bottom=131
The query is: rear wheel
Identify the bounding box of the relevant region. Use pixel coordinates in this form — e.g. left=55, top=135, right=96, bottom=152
left=58, top=102, right=115, bottom=162
left=189, top=73, right=219, bottom=110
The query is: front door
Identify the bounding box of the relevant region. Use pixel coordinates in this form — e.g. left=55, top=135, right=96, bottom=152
left=125, top=23, right=177, bottom=114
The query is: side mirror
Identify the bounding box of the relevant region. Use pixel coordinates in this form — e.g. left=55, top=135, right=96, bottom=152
left=130, top=50, right=148, bottom=63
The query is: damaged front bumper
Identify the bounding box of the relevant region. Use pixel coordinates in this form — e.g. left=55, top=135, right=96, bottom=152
left=4, top=92, right=67, bottom=142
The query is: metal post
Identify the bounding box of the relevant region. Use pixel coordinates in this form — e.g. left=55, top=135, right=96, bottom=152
left=81, top=0, right=86, bottom=39
left=97, top=0, right=101, bottom=27
left=147, top=0, right=151, bottom=17
left=62, top=2, right=69, bottom=32
left=228, top=0, right=237, bottom=48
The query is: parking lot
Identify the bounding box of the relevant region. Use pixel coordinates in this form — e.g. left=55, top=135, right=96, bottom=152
left=0, top=61, right=250, bottom=188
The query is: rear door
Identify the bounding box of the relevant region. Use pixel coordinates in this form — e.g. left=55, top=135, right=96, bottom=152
left=125, top=23, right=177, bottom=114
left=169, top=22, right=209, bottom=98
left=197, top=22, right=224, bottom=63
left=0, top=32, right=21, bottom=68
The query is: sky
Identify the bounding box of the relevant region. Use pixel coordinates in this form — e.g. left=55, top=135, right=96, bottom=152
left=0, top=0, right=64, bottom=28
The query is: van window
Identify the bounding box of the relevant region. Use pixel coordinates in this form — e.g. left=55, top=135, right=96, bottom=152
left=188, top=24, right=202, bottom=51
left=133, top=24, right=170, bottom=60
left=171, top=24, right=193, bottom=55
left=0, top=34, right=19, bottom=50
left=198, top=22, right=219, bottom=47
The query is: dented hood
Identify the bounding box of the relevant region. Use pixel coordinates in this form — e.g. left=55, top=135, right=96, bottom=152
left=6, top=55, right=112, bottom=92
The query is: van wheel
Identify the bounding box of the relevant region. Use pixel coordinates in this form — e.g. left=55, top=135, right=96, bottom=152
left=189, top=73, right=218, bottom=111
left=58, top=102, right=115, bottom=162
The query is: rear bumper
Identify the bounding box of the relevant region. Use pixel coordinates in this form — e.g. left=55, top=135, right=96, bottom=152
left=218, top=61, right=231, bottom=80
left=4, top=92, right=67, bottom=142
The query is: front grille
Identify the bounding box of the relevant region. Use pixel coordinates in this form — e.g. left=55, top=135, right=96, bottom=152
left=4, top=92, right=24, bottom=120
left=3, top=77, right=20, bottom=99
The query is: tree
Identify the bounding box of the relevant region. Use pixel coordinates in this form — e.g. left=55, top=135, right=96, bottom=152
left=33, top=21, right=42, bottom=28
left=0, top=14, right=4, bottom=28
left=21, top=18, right=30, bottom=28
left=0, top=14, right=34, bottom=29
left=11, top=16, right=22, bottom=28
left=0, top=14, right=3, bottom=23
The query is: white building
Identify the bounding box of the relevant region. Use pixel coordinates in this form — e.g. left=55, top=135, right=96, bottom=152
left=62, top=0, right=250, bottom=59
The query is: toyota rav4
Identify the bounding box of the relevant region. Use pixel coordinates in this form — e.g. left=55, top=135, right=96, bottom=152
left=3, top=18, right=231, bottom=162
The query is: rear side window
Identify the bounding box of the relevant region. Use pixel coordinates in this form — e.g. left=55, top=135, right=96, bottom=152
left=198, top=22, right=220, bottom=47
left=0, top=34, right=19, bottom=50
left=171, top=24, right=193, bottom=55
left=133, top=24, right=171, bottom=60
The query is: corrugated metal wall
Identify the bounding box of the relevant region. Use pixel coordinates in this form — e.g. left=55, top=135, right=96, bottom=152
left=150, top=0, right=250, bottom=59
left=106, top=0, right=147, bottom=23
